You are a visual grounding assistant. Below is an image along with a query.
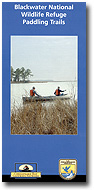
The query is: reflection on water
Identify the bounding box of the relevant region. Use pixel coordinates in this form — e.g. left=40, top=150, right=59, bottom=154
left=11, top=81, right=77, bottom=107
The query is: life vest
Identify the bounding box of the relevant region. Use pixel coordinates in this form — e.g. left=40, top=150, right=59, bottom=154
left=55, top=89, right=60, bottom=96
left=30, top=89, right=35, bottom=96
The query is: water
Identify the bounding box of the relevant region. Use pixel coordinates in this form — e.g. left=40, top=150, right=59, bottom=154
left=11, top=81, right=77, bottom=107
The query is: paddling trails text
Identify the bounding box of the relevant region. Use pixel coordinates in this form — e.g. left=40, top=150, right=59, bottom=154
left=14, top=3, right=74, bottom=26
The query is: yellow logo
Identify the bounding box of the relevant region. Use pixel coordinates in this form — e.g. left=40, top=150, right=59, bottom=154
left=11, top=163, right=41, bottom=178
left=59, top=159, right=77, bottom=180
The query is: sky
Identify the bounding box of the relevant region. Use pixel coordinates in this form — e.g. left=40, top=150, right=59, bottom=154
left=11, top=36, right=78, bottom=81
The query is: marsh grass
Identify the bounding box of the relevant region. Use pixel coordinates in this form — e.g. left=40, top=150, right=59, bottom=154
left=11, top=99, right=77, bottom=135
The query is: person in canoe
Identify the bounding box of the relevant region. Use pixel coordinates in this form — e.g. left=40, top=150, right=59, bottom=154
left=30, top=87, right=40, bottom=97
left=54, top=86, right=66, bottom=96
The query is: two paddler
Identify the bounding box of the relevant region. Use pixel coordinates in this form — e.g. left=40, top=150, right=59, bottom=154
left=30, top=86, right=67, bottom=97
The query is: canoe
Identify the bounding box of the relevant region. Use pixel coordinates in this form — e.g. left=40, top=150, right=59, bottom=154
left=22, top=95, right=71, bottom=103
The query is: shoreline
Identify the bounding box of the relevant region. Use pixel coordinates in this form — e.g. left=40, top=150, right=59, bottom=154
left=11, top=81, right=48, bottom=84
left=11, top=80, right=77, bottom=84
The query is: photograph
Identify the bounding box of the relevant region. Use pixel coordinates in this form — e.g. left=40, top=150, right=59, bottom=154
left=11, top=36, right=78, bottom=135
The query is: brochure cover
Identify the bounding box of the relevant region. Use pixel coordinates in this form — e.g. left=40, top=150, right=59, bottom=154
left=2, top=1, right=86, bottom=182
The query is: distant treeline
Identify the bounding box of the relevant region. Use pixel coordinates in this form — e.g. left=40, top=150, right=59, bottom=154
left=11, top=66, right=33, bottom=82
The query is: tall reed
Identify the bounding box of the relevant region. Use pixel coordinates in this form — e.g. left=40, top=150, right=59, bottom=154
left=11, top=99, right=77, bottom=135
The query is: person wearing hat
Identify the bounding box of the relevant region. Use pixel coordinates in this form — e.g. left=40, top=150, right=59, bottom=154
left=54, top=86, right=66, bottom=96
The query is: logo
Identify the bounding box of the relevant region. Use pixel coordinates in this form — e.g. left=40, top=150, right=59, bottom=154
left=59, top=159, right=77, bottom=180
left=19, top=164, right=33, bottom=172
left=11, top=163, right=41, bottom=178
